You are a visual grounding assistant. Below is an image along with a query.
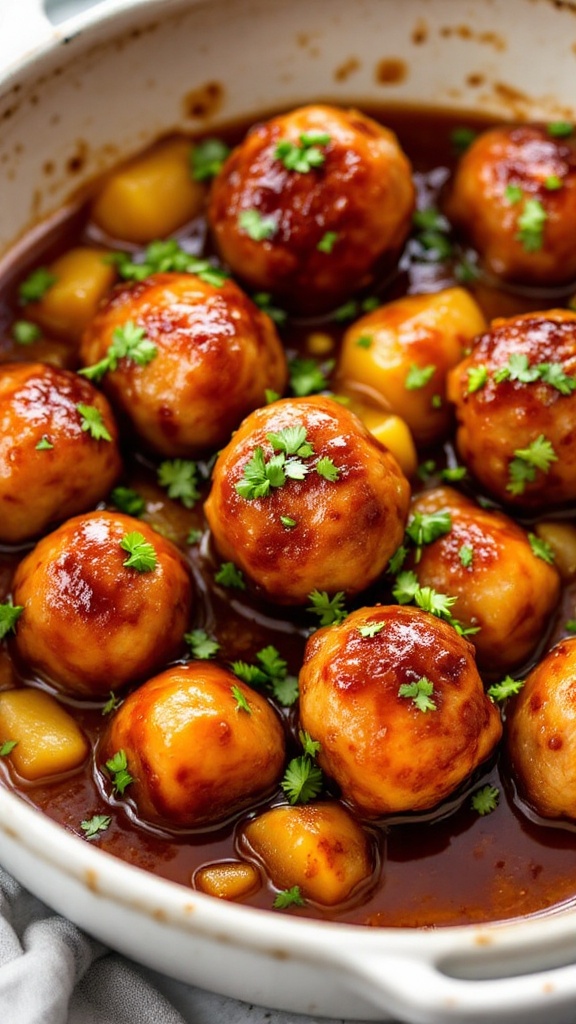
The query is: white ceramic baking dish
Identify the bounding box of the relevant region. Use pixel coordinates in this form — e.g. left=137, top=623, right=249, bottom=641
left=1, top=0, right=576, bottom=1020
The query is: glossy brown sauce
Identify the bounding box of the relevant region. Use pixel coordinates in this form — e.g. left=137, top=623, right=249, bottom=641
left=1, top=105, right=576, bottom=928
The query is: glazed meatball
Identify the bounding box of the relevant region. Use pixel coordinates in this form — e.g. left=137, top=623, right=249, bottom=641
left=446, top=123, right=576, bottom=284
left=12, top=511, right=192, bottom=697
left=80, top=272, right=288, bottom=457
left=204, top=396, right=410, bottom=604
left=207, top=104, right=415, bottom=315
left=299, top=604, right=502, bottom=816
left=507, top=638, right=576, bottom=820
left=447, top=310, right=576, bottom=507
left=337, top=287, right=486, bottom=446
left=241, top=803, right=374, bottom=906
left=0, top=362, right=122, bottom=544
left=101, top=661, right=286, bottom=828
left=407, top=488, right=560, bottom=672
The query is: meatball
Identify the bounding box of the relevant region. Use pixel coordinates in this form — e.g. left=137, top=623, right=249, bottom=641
left=0, top=362, right=121, bottom=544
left=445, top=123, right=576, bottom=284
left=507, top=638, right=576, bottom=820
left=79, top=272, right=288, bottom=457
left=337, top=287, right=486, bottom=446
left=207, top=104, right=415, bottom=315
left=299, top=604, right=502, bottom=816
left=407, top=488, right=560, bottom=672
left=204, top=396, right=410, bottom=604
left=447, top=310, right=576, bottom=507
left=241, top=803, right=374, bottom=906
left=101, top=661, right=286, bottom=828
left=12, top=511, right=192, bottom=697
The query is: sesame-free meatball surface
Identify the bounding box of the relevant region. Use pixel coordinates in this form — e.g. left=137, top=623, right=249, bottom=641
left=12, top=511, right=192, bottom=697
left=80, top=272, right=287, bottom=457
left=101, top=661, right=286, bottom=828
left=207, top=104, right=415, bottom=314
left=299, top=604, right=502, bottom=816
left=445, top=123, right=576, bottom=284
left=204, top=395, right=410, bottom=604
left=0, top=362, right=121, bottom=544
left=507, top=638, right=576, bottom=820
left=408, top=488, right=560, bottom=672
left=447, top=310, right=576, bottom=507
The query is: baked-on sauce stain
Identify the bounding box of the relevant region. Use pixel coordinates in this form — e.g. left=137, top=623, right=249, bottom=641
left=0, top=105, right=576, bottom=928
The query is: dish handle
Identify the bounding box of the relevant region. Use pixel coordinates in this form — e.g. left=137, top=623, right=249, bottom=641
left=337, top=947, right=576, bottom=1023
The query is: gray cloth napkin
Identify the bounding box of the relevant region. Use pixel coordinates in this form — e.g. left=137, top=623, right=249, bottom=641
left=0, top=865, right=369, bottom=1024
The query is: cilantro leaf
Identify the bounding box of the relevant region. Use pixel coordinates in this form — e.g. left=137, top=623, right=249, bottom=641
left=76, top=403, right=112, bottom=442
left=105, top=749, right=133, bottom=794
left=0, top=603, right=24, bottom=641
left=0, top=740, right=18, bottom=757
left=307, top=590, right=348, bottom=626
left=273, top=886, right=306, bottom=909
left=459, top=544, right=474, bottom=568
left=110, top=486, right=146, bottom=517
left=507, top=435, right=558, bottom=495
left=516, top=198, right=547, bottom=252
left=405, top=510, right=452, bottom=560
left=18, top=267, right=57, bottom=304
left=471, top=784, right=500, bottom=815
left=238, top=209, right=278, bottom=241
left=12, top=320, right=42, bottom=344
left=299, top=729, right=321, bottom=758
left=231, top=645, right=299, bottom=706
left=231, top=684, right=252, bottom=713
left=288, top=356, right=333, bottom=397
left=317, top=231, right=338, bottom=253
left=81, top=814, right=112, bottom=839
left=158, top=459, right=201, bottom=508
left=190, top=138, right=230, bottom=181
left=184, top=628, right=220, bottom=660
left=528, top=533, right=556, bottom=564
left=35, top=435, right=53, bottom=451
left=316, top=456, right=340, bottom=482
left=274, top=132, right=331, bottom=173
left=119, top=531, right=157, bottom=572
left=357, top=621, right=385, bottom=638
left=235, top=447, right=287, bottom=500
left=281, top=755, right=323, bottom=804
left=79, top=321, right=157, bottom=382
left=467, top=365, right=489, bottom=394
left=398, top=676, right=437, bottom=712
left=215, top=562, right=246, bottom=590
left=405, top=363, right=436, bottom=390
left=487, top=675, right=525, bottom=702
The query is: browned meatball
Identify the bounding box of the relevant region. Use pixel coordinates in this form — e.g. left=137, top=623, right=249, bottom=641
left=507, top=638, right=576, bottom=820
left=79, top=272, right=287, bottom=457
left=446, top=123, right=576, bottom=284
left=299, top=605, right=502, bottom=816
left=207, top=104, right=415, bottom=314
left=447, top=310, right=576, bottom=507
left=408, top=488, right=560, bottom=672
left=0, top=362, right=121, bottom=544
left=204, top=396, right=410, bottom=604
left=101, top=661, right=286, bottom=828
left=12, top=511, right=192, bottom=697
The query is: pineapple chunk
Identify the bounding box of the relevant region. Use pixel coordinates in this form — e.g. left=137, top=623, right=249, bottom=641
left=24, top=247, right=116, bottom=343
left=0, top=688, right=89, bottom=780
left=91, top=138, right=205, bottom=243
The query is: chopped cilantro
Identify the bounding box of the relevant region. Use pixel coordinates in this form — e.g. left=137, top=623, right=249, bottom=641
left=0, top=740, right=17, bottom=757
left=231, top=645, right=298, bottom=706
left=157, top=459, right=201, bottom=508
left=528, top=533, right=556, bottom=564
left=459, top=544, right=474, bottom=568
left=215, top=561, right=246, bottom=590
left=280, top=515, right=297, bottom=529
left=101, top=691, right=122, bottom=716
left=12, top=320, right=41, bottom=344
left=307, top=589, right=348, bottom=626
left=398, top=676, right=437, bottom=713
left=405, top=364, right=436, bottom=390
left=355, top=335, right=373, bottom=349
left=507, top=435, right=558, bottom=496
left=110, top=486, right=145, bottom=517
left=288, top=356, right=333, bottom=396
left=238, top=209, right=278, bottom=241
left=357, top=621, right=385, bottom=638
left=79, top=321, right=157, bottom=382
left=105, top=749, right=133, bottom=794
left=231, top=684, right=252, bottom=714
left=566, top=619, right=576, bottom=634
left=274, top=132, right=331, bottom=173
left=190, top=137, right=230, bottom=181
left=504, top=183, right=523, bottom=205
left=185, top=628, right=220, bottom=660
left=487, top=675, right=525, bottom=702
left=0, top=603, right=23, bottom=641
left=467, top=365, right=489, bottom=394
left=76, top=403, right=112, bottom=442
left=544, top=174, right=563, bottom=191
left=107, top=239, right=228, bottom=287
left=316, top=456, right=340, bottom=482
left=317, top=231, right=338, bottom=253
left=273, top=886, right=306, bottom=909
left=547, top=122, right=573, bottom=138
left=441, top=465, right=467, bottom=482
left=186, top=528, right=203, bottom=545
left=471, top=784, right=499, bottom=815
left=120, top=531, right=157, bottom=572
left=35, top=435, right=53, bottom=451
left=18, top=267, right=57, bottom=304
left=252, top=292, right=288, bottom=326
left=81, top=814, right=111, bottom=839
left=451, top=126, right=477, bottom=152
left=517, top=197, right=547, bottom=252
left=281, top=755, right=323, bottom=804
left=406, top=510, right=452, bottom=559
